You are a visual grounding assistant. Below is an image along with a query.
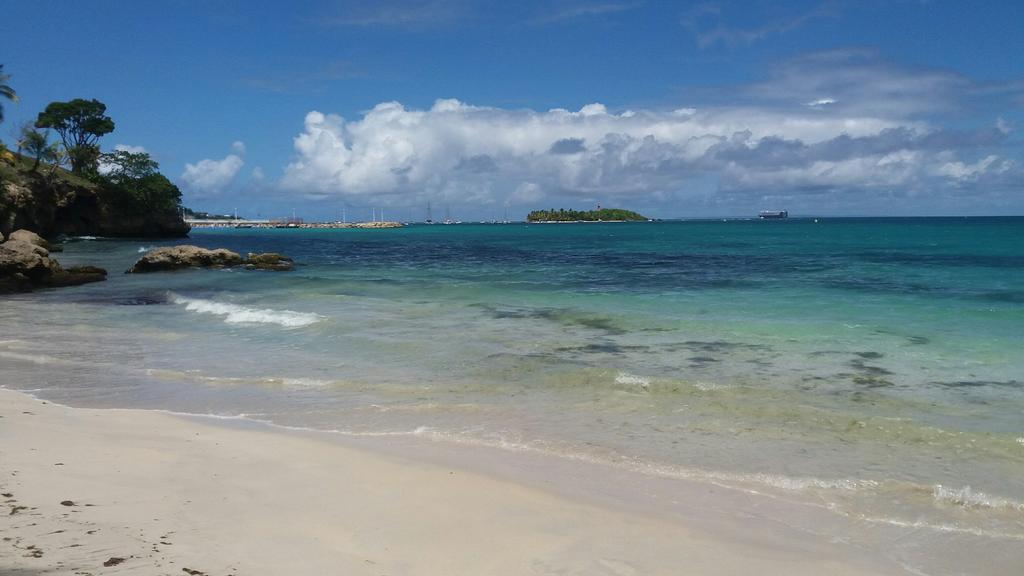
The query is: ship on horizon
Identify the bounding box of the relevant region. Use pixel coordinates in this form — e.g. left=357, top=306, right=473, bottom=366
left=759, top=210, right=789, bottom=219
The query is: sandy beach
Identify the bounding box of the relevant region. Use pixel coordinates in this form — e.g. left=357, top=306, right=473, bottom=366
left=0, top=388, right=904, bottom=576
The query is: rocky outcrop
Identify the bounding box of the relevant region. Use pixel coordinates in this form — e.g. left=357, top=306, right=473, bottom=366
left=126, top=246, right=244, bottom=273
left=244, top=252, right=294, bottom=271
left=0, top=229, right=107, bottom=293
left=48, top=266, right=109, bottom=287
left=7, top=229, right=62, bottom=252
left=127, top=246, right=296, bottom=273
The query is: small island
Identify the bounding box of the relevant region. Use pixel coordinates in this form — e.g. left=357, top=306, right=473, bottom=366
left=527, top=207, right=648, bottom=222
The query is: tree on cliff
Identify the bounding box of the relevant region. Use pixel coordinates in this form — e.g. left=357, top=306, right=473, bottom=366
left=20, top=127, right=56, bottom=171
left=98, top=150, right=182, bottom=213
left=0, top=64, right=17, bottom=124
left=35, top=99, right=115, bottom=174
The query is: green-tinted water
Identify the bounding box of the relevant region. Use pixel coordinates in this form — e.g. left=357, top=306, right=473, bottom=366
left=2, top=218, right=1022, bottom=574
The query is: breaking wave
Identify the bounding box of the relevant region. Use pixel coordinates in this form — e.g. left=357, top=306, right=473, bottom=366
left=932, top=484, right=1024, bottom=512
left=169, top=294, right=323, bottom=328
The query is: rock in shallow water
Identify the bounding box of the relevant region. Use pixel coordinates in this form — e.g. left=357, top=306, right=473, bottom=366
left=48, top=266, right=108, bottom=287
left=0, top=237, right=56, bottom=284
left=0, top=229, right=106, bottom=293
left=244, top=252, right=294, bottom=271
left=127, top=246, right=295, bottom=273
left=126, top=245, right=244, bottom=273
left=7, top=229, right=62, bottom=252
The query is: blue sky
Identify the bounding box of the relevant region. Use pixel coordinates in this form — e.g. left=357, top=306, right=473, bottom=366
left=2, top=0, right=1022, bottom=220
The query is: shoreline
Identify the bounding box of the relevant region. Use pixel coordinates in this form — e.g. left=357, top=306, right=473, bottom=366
left=186, top=220, right=404, bottom=229
left=0, top=388, right=902, bottom=576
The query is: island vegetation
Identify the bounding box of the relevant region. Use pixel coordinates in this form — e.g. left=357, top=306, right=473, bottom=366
left=527, top=207, right=648, bottom=222
left=0, top=65, right=188, bottom=238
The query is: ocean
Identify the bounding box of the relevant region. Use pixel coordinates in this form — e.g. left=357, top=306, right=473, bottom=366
left=2, top=217, right=1022, bottom=574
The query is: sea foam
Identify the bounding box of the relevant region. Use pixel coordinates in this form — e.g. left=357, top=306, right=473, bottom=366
left=615, top=372, right=650, bottom=391
left=932, top=484, right=1024, bottom=512
left=170, top=294, right=323, bottom=328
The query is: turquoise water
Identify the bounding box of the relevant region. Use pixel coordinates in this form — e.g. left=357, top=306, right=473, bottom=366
left=2, top=218, right=1022, bottom=573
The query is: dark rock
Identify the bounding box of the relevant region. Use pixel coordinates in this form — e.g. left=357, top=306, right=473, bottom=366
left=46, top=265, right=108, bottom=288
left=126, top=245, right=243, bottom=273
left=244, top=252, right=294, bottom=271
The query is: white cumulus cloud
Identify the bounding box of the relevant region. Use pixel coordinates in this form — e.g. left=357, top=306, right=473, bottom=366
left=273, top=51, right=1023, bottom=214
left=181, top=143, right=246, bottom=196
left=278, top=96, right=1015, bottom=209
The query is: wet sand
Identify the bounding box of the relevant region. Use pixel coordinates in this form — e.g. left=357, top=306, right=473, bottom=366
left=0, top=388, right=900, bottom=575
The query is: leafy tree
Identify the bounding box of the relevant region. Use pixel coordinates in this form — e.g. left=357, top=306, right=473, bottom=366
left=35, top=98, right=115, bottom=174
left=100, top=149, right=158, bottom=183
left=0, top=64, right=17, bottom=124
left=20, top=127, right=53, bottom=171
left=98, top=150, right=181, bottom=213
left=13, top=121, right=33, bottom=156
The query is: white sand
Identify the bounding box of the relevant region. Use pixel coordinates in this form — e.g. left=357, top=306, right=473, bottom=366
left=0, top=388, right=900, bottom=575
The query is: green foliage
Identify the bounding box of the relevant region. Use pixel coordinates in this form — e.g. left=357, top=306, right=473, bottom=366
left=0, top=64, right=17, bottom=124
left=35, top=98, right=115, bottom=174
left=20, top=127, right=56, bottom=171
left=526, top=207, right=648, bottom=222
left=99, top=150, right=158, bottom=183
left=97, top=150, right=181, bottom=214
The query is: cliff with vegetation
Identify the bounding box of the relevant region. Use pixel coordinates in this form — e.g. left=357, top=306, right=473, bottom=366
left=527, top=208, right=648, bottom=222
left=0, top=87, right=189, bottom=239
left=0, top=154, right=189, bottom=239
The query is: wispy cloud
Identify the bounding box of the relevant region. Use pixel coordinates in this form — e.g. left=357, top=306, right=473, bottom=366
left=242, top=61, right=364, bottom=94
left=312, top=0, right=473, bottom=29
left=530, top=2, right=642, bottom=25
left=683, top=1, right=841, bottom=49
left=735, top=48, right=972, bottom=117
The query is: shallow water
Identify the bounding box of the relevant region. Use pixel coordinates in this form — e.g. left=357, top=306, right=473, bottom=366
left=2, top=218, right=1022, bottom=574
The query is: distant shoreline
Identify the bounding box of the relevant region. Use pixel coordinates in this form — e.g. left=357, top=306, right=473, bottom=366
left=186, top=220, right=403, bottom=229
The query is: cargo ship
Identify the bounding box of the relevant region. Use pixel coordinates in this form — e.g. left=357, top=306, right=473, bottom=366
left=759, top=210, right=788, bottom=219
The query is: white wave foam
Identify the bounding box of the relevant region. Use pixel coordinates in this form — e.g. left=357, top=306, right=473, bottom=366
left=855, top=513, right=1024, bottom=541
left=615, top=372, right=649, bottom=391
left=0, top=350, right=74, bottom=365
left=138, top=246, right=153, bottom=253
left=280, top=377, right=332, bottom=387
left=933, top=484, right=1024, bottom=512
left=169, top=294, right=323, bottom=328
